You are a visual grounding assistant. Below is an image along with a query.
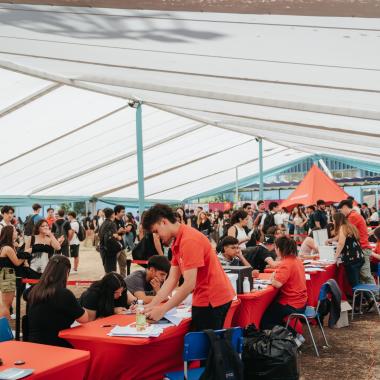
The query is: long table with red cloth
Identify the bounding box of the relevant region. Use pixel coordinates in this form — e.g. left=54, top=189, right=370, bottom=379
left=60, top=314, right=191, bottom=380
left=0, top=341, right=90, bottom=380
left=233, top=264, right=352, bottom=328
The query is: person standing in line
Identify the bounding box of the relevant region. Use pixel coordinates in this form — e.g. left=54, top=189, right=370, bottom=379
left=67, top=211, right=80, bottom=274
left=114, top=205, right=128, bottom=278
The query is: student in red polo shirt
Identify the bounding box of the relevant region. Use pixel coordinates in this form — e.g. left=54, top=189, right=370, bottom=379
left=338, top=199, right=375, bottom=285
left=142, top=204, right=235, bottom=330
left=260, top=236, right=307, bottom=331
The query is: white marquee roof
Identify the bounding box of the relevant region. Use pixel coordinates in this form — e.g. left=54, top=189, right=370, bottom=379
left=0, top=4, right=379, bottom=202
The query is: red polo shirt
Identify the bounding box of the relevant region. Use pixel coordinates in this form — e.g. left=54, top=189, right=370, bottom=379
left=347, top=211, right=371, bottom=250
left=171, top=224, right=235, bottom=308
left=274, top=256, right=307, bottom=309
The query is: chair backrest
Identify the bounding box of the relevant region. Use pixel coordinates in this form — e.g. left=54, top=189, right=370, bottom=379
left=0, top=317, right=14, bottom=342
left=183, top=327, right=243, bottom=362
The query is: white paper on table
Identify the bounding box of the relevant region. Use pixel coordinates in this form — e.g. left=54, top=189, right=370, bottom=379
left=305, top=274, right=311, bottom=280
left=108, top=323, right=165, bottom=338
left=304, top=267, right=326, bottom=272
left=312, top=229, right=329, bottom=247
left=164, top=307, right=191, bottom=326
left=318, top=245, right=336, bottom=261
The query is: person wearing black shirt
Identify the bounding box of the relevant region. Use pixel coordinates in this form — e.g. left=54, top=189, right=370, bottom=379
left=27, top=255, right=88, bottom=347
left=313, top=200, right=328, bottom=230
left=245, top=235, right=278, bottom=274
left=114, top=205, right=128, bottom=277
left=51, top=209, right=71, bottom=257
left=80, top=272, right=136, bottom=321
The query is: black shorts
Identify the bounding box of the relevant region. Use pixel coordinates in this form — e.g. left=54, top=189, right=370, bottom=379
left=69, top=245, right=80, bottom=258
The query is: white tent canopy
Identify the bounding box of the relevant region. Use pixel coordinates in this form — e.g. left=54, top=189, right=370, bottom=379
left=0, top=4, right=379, bottom=202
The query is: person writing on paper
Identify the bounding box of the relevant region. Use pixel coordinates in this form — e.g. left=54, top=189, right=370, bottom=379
left=260, top=236, right=307, bottom=331
left=125, top=255, right=171, bottom=304
left=27, top=255, right=89, bottom=347
left=80, top=272, right=137, bottom=321
left=142, top=204, right=235, bottom=331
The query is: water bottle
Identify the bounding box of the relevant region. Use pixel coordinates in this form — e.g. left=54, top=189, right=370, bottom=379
left=243, top=277, right=250, bottom=293
left=136, top=300, right=146, bottom=331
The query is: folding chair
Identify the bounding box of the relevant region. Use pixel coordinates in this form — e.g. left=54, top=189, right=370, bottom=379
left=286, top=282, right=330, bottom=357
left=0, top=317, right=14, bottom=342
left=163, top=327, right=243, bottom=380
left=352, top=263, right=380, bottom=320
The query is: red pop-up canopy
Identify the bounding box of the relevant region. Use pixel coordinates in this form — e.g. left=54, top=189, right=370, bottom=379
left=281, top=164, right=350, bottom=210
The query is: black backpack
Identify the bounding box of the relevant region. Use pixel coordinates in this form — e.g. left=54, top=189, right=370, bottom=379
left=200, top=329, right=244, bottom=380
left=262, top=212, right=275, bottom=234
left=53, top=220, right=69, bottom=246
left=24, top=215, right=37, bottom=236
left=76, top=222, right=86, bottom=242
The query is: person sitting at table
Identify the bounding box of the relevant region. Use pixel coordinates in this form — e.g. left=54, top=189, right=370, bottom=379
left=299, top=231, right=320, bottom=258
left=27, top=255, right=89, bottom=348
left=245, top=235, right=278, bottom=274
left=125, top=255, right=171, bottom=304
left=217, top=236, right=251, bottom=267
left=260, top=236, right=307, bottom=332
left=80, top=272, right=137, bottom=321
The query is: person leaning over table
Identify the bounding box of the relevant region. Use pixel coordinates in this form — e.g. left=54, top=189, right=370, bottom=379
left=80, top=272, right=137, bottom=321
left=260, top=236, right=307, bottom=332
left=26, top=255, right=89, bottom=348
left=141, top=204, right=235, bottom=331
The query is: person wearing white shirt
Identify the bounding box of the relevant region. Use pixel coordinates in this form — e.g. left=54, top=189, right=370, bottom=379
left=67, top=211, right=80, bottom=273
left=369, top=207, right=379, bottom=226
left=0, top=206, right=15, bottom=235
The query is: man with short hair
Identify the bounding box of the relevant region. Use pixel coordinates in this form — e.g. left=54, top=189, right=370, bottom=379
left=245, top=235, right=278, bottom=274
left=114, top=205, right=128, bottom=277
left=45, top=207, right=56, bottom=228
left=51, top=209, right=71, bottom=257
left=338, top=199, right=375, bottom=285
left=24, top=203, right=43, bottom=242
left=253, top=200, right=266, bottom=226
left=125, top=255, right=171, bottom=304
left=313, top=200, right=328, bottom=229
left=361, top=203, right=371, bottom=221
left=217, top=236, right=251, bottom=267
left=67, top=211, right=80, bottom=273
left=0, top=206, right=15, bottom=234
left=260, top=202, right=282, bottom=233
left=98, top=208, right=122, bottom=273
left=243, top=203, right=254, bottom=230
left=142, top=204, right=235, bottom=331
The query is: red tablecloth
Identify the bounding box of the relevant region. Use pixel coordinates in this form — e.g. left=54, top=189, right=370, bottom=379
left=0, top=341, right=90, bottom=380
left=306, top=264, right=352, bottom=306
left=59, top=314, right=191, bottom=380
left=224, top=298, right=241, bottom=328
left=232, top=286, right=278, bottom=328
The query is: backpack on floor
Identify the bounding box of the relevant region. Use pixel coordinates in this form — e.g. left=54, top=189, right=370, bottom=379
left=200, top=329, right=244, bottom=380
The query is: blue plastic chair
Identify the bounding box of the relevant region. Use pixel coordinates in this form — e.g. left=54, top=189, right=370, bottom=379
left=163, top=327, right=243, bottom=380
left=286, top=282, right=330, bottom=357
left=0, top=317, right=14, bottom=342
left=351, top=263, right=380, bottom=320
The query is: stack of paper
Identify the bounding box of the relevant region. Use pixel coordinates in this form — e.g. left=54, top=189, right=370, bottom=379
left=109, top=323, right=169, bottom=338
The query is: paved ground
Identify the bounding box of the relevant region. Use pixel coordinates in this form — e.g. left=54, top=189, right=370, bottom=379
left=5, top=0, right=380, bottom=17
left=11, top=241, right=380, bottom=379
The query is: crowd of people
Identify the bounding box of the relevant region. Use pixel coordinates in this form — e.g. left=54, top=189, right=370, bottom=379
left=0, top=196, right=378, bottom=349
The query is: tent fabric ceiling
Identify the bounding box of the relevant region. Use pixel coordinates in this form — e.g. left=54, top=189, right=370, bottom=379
left=0, top=4, right=379, bottom=202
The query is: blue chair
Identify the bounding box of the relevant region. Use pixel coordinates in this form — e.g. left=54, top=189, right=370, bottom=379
left=286, top=283, right=330, bottom=357
left=351, top=263, right=380, bottom=320
left=163, top=327, right=243, bottom=380
left=0, top=317, right=14, bottom=342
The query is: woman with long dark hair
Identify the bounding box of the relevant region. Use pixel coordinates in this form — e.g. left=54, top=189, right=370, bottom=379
left=27, top=255, right=88, bottom=347
left=80, top=272, right=137, bottom=321
left=0, top=226, right=29, bottom=316
left=260, top=236, right=307, bottom=331
left=25, top=219, right=61, bottom=274
left=228, top=210, right=250, bottom=249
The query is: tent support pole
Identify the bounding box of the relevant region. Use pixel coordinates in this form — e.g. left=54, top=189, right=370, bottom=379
left=235, top=166, right=239, bottom=205
left=135, top=102, right=145, bottom=215
left=258, top=138, right=264, bottom=200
